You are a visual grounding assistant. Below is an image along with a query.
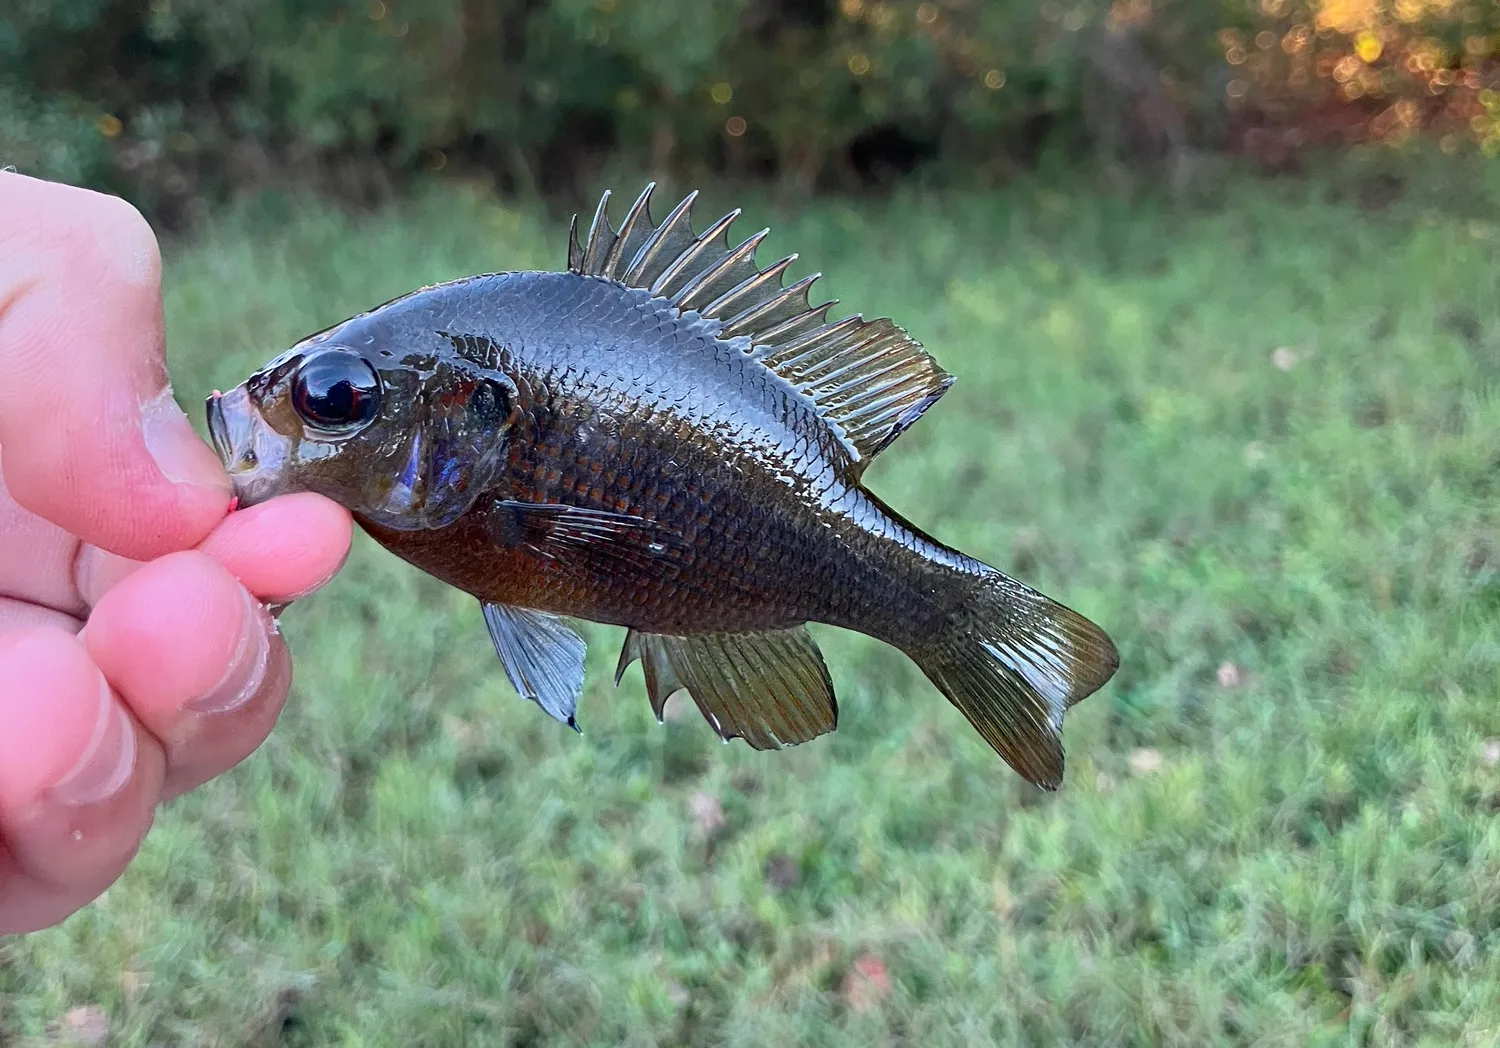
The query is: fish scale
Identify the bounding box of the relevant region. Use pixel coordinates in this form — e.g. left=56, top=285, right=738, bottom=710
left=207, top=182, right=1119, bottom=788
left=498, top=363, right=846, bottom=634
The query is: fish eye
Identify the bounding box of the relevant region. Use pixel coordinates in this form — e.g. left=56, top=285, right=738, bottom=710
left=292, top=349, right=381, bottom=432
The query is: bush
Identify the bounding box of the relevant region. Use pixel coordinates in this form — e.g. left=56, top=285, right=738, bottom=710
left=3, top=0, right=1499, bottom=224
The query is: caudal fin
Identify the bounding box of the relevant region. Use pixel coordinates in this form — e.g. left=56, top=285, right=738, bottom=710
left=908, top=572, right=1118, bottom=790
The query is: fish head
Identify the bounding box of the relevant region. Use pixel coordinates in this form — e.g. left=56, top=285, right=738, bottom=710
left=207, top=318, right=519, bottom=530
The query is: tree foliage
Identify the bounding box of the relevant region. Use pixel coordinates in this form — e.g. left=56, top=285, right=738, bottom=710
left=4, top=0, right=1500, bottom=223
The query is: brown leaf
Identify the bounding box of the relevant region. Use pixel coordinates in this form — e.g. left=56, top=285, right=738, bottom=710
left=58, top=1006, right=109, bottom=1047
left=689, top=791, right=724, bottom=834
left=842, top=954, right=891, bottom=1014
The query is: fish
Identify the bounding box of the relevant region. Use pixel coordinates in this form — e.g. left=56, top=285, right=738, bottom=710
left=206, top=184, right=1119, bottom=789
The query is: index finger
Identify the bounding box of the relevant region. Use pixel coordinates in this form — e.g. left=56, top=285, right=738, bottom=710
left=0, top=173, right=229, bottom=561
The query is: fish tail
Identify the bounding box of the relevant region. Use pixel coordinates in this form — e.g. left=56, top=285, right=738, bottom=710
left=905, top=570, right=1118, bottom=790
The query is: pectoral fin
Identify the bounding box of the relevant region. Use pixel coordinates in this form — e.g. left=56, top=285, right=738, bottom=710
left=615, top=626, right=837, bottom=749
left=481, top=601, right=588, bottom=731
left=486, top=500, right=680, bottom=573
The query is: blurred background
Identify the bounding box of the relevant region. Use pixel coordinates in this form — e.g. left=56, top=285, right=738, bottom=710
left=10, top=0, right=1500, bottom=222
left=5, top=2, right=1500, bottom=1046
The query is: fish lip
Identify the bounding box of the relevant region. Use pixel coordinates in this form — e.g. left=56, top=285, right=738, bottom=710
left=203, top=384, right=295, bottom=509
left=206, top=391, right=231, bottom=465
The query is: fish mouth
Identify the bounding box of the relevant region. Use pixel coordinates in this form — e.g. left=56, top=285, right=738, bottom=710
left=206, top=391, right=232, bottom=465
left=205, top=385, right=287, bottom=508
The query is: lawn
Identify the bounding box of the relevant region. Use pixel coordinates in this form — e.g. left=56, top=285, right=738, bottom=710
left=4, top=163, right=1500, bottom=1046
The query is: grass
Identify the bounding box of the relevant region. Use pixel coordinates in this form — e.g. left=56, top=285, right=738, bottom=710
left=5, top=163, right=1500, bottom=1046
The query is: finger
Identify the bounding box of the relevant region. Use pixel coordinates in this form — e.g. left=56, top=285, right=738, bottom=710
left=1, top=437, right=152, bottom=615
left=0, top=627, right=166, bottom=934
left=72, top=492, right=352, bottom=611
left=197, top=492, right=353, bottom=603
left=81, top=551, right=291, bottom=801
left=0, top=851, right=103, bottom=934
left=0, top=597, right=81, bottom=634
left=0, top=173, right=229, bottom=562
left=73, top=545, right=146, bottom=608
left=0, top=450, right=85, bottom=616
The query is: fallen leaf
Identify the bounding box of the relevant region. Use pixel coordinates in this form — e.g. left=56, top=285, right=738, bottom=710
left=1128, top=748, right=1163, bottom=776
left=1272, top=346, right=1298, bottom=371
left=764, top=852, right=799, bottom=891
left=441, top=713, right=481, bottom=748
left=1216, top=661, right=1243, bottom=688
left=842, top=953, right=891, bottom=1014
left=689, top=791, right=724, bottom=834
left=1447, top=928, right=1478, bottom=968
left=59, top=1006, right=109, bottom=1047
left=1482, top=739, right=1500, bottom=767
left=992, top=874, right=1015, bottom=921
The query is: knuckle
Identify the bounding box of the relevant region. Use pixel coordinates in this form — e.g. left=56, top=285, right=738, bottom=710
left=0, top=436, right=70, bottom=508
left=71, top=192, right=161, bottom=289
left=0, top=183, right=161, bottom=291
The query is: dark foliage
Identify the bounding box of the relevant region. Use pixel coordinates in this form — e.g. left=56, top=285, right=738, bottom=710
left=4, top=1, right=1500, bottom=224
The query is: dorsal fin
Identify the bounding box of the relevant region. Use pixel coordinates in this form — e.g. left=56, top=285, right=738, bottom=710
left=568, top=184, right=954, bottom=472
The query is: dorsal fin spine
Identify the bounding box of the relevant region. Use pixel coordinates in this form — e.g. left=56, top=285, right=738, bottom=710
left=622, top=190, right=698, bottom=286
left=747, top=300, right=833, bottom=351
left=675, top=228, right=770, bottom=312
left=580, top=190, right=615, bottom=275
left=601, top=183, right=657, bottom=279
left=567, top=214, right=583, bottom=273
left=701, top=253, right=797, bottom=320
left=650, top=207, right=741, bottom=298
left=569, top=186, right=955, bottom=470
left=720, top=274, right=823, bottom=339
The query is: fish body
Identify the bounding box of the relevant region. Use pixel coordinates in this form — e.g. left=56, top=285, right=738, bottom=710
left=348, top=272, right=963, bottom=641
left=208, top=185, right=1118, bottom=788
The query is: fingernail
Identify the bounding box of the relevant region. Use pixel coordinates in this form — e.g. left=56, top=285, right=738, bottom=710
left=187, top=588, right=272, bottom=714
left=142, top=387, right=231, bottom=495
left=51, top=677, right=137, bottom=807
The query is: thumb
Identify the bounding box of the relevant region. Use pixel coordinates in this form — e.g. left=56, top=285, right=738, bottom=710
left=0, top=173, right=229, bottom=560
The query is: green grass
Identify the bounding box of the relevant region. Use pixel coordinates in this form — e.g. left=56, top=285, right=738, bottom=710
left=5, top=167, right=1500, bottom=1046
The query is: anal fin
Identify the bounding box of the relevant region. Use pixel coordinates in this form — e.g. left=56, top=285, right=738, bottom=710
left=615, top=626, right=837, bottom=749
left=481, top=601, right=588, bottom=731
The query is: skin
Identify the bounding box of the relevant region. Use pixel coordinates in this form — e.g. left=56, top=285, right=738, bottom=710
left=0, top=173, right=353, bottom=935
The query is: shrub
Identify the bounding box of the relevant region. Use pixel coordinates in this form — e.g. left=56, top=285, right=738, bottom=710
left=2, top=0, right=1498, bottom=223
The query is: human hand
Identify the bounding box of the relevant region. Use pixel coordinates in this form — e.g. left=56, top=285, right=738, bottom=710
left=0, top=174, right=353, bottom=934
